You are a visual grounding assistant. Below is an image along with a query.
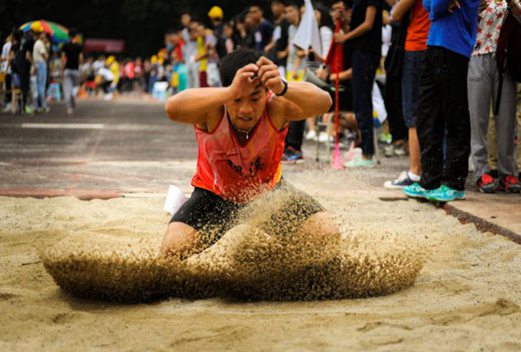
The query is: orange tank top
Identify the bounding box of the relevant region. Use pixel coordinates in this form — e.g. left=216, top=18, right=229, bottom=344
left=405, top=0, right=431, bottom=52
left=191, top=98, right=288, bottom=203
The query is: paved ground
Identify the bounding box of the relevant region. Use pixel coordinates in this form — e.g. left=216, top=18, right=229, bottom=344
left=0, top=97, right=519, bottom=239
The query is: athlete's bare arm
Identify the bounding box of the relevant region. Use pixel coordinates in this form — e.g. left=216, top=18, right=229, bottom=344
left=255, top=57, right=332, bottom=129
left=164, top=64, right=261, bottom=129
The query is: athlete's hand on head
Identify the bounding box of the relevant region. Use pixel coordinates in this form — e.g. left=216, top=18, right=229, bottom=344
left=256, top=56, right=285, bottom=96
left=228, top=63, right=260, bottom=100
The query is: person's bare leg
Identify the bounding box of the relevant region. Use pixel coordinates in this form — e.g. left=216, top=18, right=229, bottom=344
left=409, top=127, right=421, bottom=176
left=307, top=116, right=317, bottom=132
left=160, top=222, right=207, bottom=259
left=288, top=211, right=341, bottom=266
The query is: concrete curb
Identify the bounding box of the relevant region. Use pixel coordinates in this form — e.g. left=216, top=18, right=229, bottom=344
left=444, top=203, right=521, bottom=245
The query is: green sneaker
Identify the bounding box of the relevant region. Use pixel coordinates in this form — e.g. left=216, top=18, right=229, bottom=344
left=403, top=183, right=429, bottom=199
left=24, top=105, right=34, bottom=114
left=427, top=185, right=465, bottom=202
left=343, top=155, right=376, bottom=168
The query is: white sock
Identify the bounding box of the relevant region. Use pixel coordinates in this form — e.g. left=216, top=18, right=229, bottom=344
left=408, top=171, right=421, bottom=182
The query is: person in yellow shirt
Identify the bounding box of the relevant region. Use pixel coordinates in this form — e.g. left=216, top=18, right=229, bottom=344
left=106, top=56, right=120, bottom=87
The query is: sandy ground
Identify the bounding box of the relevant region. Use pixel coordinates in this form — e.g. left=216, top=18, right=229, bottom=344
left=1, top=170, right=521, bottom=351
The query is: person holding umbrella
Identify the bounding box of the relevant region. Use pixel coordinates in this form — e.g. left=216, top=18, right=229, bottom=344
left=61, top=28, right=83, bottom=116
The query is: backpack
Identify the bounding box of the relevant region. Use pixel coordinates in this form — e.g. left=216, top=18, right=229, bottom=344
left=495, top=12, right=521, bottom=114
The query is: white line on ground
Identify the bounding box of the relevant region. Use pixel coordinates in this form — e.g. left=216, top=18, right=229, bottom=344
left=21, top=123, right=105, bottom=130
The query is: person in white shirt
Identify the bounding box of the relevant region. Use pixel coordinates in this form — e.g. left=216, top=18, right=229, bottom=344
left=1, top=33, right=13, bottom=112
left=97, top=65, right=115, bottom=100
left=32, top=31, right=49, bottom=112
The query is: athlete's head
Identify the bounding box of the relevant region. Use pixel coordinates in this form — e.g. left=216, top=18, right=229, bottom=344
left=220, top=49, right=267, bottom=132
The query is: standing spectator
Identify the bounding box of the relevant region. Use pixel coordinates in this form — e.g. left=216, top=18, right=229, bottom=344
left=403, top=0, right=480, bottom=202
left=234, top=17, right=254, bottom=49
left=380, top=0, right=408, bottom=159
left=194, top=22, right=210, bottom=87
left=61, top=28, right=83, bottom=116
left=304, top=4, right=335, bottom=141
left=223, top=22, right=236, bottom=53
left=314, top=5, right=334, bottom=62
left=283, top=1, right=307, bottom=163
left=249, top=3, right=274, bottom=53
left=265, top=0, right=290, bottom=73
left=13, top=23, right=39, bottom=114
left=384, top=0, right=431, bottom=188
left=467, top=0, right=521, bottom=193
left=335, top=0, right=383, bottom=167
left=208, top=6, right=225, bottom=36
left=312, top=0, right=355, bottom=144
left=285, top=2, right=306, bottom=81
left=142, top=58, right=152, bottom=93
left=8, top=30, right=22, bottom=112
left=182, top=19, right=201, bottom=88
left=33, top=29, right=49, bottom=113
left=1, top=32, right=13, bottom=112
left=134, top=57, right=143, bottom=92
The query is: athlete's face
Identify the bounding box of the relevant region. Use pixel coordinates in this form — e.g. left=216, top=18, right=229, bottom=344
left=225, top=83, right=267, bottom=132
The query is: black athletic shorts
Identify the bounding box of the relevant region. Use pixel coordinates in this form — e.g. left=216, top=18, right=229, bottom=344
left=170, top=180, right=324, bottom=245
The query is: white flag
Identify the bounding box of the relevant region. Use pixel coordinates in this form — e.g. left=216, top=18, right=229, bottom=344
left=293, top=0, right=322, bottom=55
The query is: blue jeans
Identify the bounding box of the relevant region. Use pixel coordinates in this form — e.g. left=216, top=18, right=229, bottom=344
left=35, top=62, right=47, bottom=109
left=64, top=69, right=80, bottom=110
left=352, top=50, right=380, bottom=157
left=402, top=50, right=426, bottom=128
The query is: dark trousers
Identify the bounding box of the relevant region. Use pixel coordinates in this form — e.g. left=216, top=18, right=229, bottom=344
left=4, top=74, right=12, bottom=103
left=285, top=120, right=306, bottom=152
left=20, top=68, right=30, bottom=108
left=352, top=50, right=380, bottom=156
left=384, top=73, right=408, bottom=142
left=417, top=46, right=470, bottom=191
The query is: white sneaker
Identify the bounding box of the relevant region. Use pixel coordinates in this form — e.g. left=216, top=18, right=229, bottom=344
left=318, top=132, right=331, bottom=143
left=345, top=144, right=362, bottom=162
left=394, top=145, right=407, bottom=156
left=2, top=103, right=12, bottom=113
left=384, top=144, right=395, bottom=158
left=103, top=93, right=113, bottom=101
left=67, top=108, right=74, bottom=116
left=305, top=130, right=317, bottom=140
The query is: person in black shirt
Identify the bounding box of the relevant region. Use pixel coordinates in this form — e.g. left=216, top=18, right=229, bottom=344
left=248, top=3, right=274, bottom=54
left=334, top=0, right=382, bottom=167
left=13, top=26, right=38, bottom=114
left=265, top=0, right=290, bottom=68
left=61, top=28, right=83, bottom=116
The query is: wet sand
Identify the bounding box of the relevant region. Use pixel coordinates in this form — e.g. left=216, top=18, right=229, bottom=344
left=1, top=171, right=520, bottom=351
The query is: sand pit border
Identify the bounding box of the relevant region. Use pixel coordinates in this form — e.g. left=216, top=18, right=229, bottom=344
left=444, top=203, right=521, bottom=244
left=2, top=189, right=519, bottom=244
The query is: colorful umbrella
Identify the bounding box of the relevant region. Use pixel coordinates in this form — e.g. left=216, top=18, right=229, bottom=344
left=19, top=20, right=69, bottom=43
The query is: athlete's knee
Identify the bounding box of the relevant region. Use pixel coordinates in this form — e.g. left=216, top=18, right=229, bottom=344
left=160, top=222, right=203, bottom=258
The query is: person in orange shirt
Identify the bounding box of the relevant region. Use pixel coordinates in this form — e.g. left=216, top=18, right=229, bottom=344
left=384, top=0, right=430, bottom=189
left=161, top=49, right=339, bottom=262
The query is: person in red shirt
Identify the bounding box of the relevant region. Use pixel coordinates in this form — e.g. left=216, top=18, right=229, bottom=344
left=161, top=49, right=339, bottom=261
left=384, top=0, right=430, bottom=189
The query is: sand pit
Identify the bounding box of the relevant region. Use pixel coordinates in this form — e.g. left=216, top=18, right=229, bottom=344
left=1, top=171, right=521, bottom=350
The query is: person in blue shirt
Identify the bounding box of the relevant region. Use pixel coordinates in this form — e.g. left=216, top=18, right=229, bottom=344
left=403, top=0, right=480, bottom=202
